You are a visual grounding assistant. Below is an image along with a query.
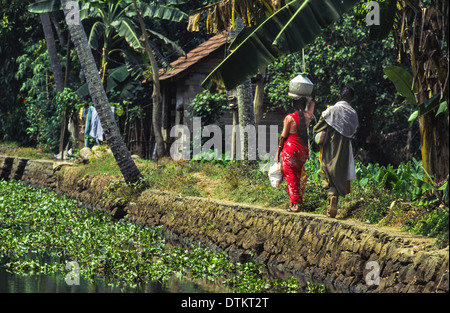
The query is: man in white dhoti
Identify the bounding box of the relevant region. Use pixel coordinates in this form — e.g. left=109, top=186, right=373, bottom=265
left=313, top=87, right=359, bottom=218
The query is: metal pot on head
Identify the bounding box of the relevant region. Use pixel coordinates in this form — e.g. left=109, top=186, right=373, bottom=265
left=288, top=74, right=314, bottom=99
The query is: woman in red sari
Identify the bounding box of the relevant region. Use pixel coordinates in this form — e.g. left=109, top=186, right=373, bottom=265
left=275, top=96, right=315, bottom=212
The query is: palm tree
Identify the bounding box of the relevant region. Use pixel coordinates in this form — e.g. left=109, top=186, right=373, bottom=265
left=59, top=0, right=143, bottom=184
left=29, top=0, right=187, bottom=159
left=85, top=0, right=187, bottom=158
left=34, top=0, right=67, bottom=158
left=36, top=1, right=65, bottom=93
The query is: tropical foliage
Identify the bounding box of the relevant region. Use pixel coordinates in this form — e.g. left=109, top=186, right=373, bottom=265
left=193, top=0, right=448, bottom=186
left=189, top=90, right=228, bottom=126
left=195, top=0, right=360, bottom=91
left=375, top=0, right=449, bottom=183
left=0, top=1, right=41, bottom=144
left=0, top=0, right=448, bottom=250
left=28, top=0, right=187, bottom=96
left=15, top=41, right=59, bottom=152
left=264, top=8, right=407, bottom=164
left=187, top=0, right=284, bottom=33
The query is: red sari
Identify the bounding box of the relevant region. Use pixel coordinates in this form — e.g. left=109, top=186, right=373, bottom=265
left=280, top=111, right=309, bottom=204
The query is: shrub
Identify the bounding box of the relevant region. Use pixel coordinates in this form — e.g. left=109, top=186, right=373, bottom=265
left=188, top=90, right=228, bottom=126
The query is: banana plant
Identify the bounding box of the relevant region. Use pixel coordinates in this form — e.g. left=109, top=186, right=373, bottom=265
left=382, top=65, right=420, bottom=124
left=29, top=0, right=187, bottom=94
left=187, top=0, right=285, bottom=33
left=197, top=0, right=359, bottom=91
left=372, top=0, right=449, bottom=183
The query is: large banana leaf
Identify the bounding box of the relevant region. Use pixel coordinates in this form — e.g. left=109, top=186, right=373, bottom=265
left=76, top=65, right=131, bottom=97
left=111, top=17, right=143, bottom=51
left=106, top=65, right=131, bottom=92
left=88, top=21, right=106, bottom=50
left=369, top=0, right=399, bottom=41
left=383, top=66, right=417, bottom=104
left=142, top=4, right=187, bottom=22
left=147, top=28, right=185, bottom=57
left=202, top=0, right=359, bottom=91
left=27, top=0, right=61, bottom=13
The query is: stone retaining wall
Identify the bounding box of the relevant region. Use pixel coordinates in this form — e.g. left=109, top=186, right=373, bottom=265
left=1, top=155, right=448, bottom=293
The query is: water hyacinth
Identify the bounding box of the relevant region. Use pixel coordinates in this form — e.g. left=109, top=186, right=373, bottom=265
left=0, top=179, right=324, bottom=293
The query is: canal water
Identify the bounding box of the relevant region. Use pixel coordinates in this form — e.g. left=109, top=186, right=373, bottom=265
left=0, top=245, right=232, bottom=293
left=0, top=259, right=231, bottom=293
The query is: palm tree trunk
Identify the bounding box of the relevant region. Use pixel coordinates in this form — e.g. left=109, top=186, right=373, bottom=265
left=234, top=18, right=255, bottom=161
left=59, top=32, right=72, bottom=159
left=38, top=7, right=64, bottom=93
left=253, top=69, right=266, bottom=127
left=237, top=78, right=255, bottom=161
left=36, top=2, right=66, bottom=159
left=132, top=0, right=165, bottom=158
left=60, top=0, right=142, bottom=184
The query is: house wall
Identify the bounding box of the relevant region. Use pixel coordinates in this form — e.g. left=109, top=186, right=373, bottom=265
left=165, top=70, right=292, bottom=161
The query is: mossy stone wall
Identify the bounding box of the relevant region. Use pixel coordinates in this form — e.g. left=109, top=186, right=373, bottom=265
left=1, top=155, right=448, bottom=293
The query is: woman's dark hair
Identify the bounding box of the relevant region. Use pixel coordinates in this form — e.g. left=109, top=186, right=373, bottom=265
left=292, top=97, right=308, bottom=146
left=292, top=97, right=307, bottom=111
left=340, top=86, right=355, bottom=102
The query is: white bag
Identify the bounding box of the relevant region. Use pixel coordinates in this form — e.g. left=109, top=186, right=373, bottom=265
left=268, top=162, right=283, bottom=188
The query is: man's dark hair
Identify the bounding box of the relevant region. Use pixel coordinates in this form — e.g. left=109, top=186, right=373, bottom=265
left=340, top=86, right=355, bottom=102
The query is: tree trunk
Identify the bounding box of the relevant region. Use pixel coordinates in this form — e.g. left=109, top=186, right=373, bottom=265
left=36, top=2, right=67, bottom=159
left=132, top=0, right=165, bottom=158
left=418, top=112, right=449, bottom=183
left=38, top=7, right=64, bottom=93
left=406, top=1, right=449, bottom=183
left=231, top=18, right=255, bottom=161
left=60, top=0, right=142, bottom=184
left=237, top=78, right=255, bottom=161
left=58, top=32, right=72, bottom=160
left=253, top=69, right=266, bottom=127
left=50, top=11, right=67, bottom=47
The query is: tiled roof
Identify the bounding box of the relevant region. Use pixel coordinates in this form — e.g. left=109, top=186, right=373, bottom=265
left=156, top=32, right=228, bottom=81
